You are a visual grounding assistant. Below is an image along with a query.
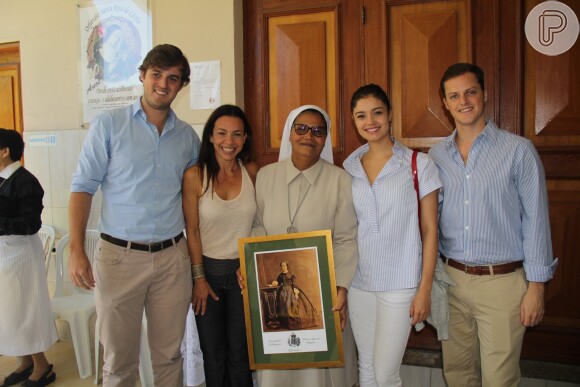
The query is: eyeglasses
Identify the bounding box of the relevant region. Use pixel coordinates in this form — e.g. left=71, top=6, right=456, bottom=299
left=292, top=124, right=327, bottom=137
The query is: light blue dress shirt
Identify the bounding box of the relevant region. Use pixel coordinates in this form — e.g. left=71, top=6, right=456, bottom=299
left=428, top=120, right=557, bottom=282
left=71, top=99, right=201, bottom=242
left=343, top=139, right=442, bottom=291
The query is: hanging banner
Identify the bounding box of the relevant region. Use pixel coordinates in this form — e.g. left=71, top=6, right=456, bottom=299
left=79, top=0, right=151, bottom=125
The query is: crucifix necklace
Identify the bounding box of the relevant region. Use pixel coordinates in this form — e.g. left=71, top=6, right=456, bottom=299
left=287, top=175, right=311, bottom=234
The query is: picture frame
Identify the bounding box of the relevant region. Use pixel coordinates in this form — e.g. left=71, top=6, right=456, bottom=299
left=238, top=230, right=344, bottom=370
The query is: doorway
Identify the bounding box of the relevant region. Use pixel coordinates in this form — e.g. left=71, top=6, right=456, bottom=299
left=0, top=42, right=23, bottom=135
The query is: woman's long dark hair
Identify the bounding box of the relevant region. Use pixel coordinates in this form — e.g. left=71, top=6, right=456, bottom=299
left=197, top=104, right=254, bottom=194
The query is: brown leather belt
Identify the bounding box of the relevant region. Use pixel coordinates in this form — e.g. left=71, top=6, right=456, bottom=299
left=101, top=232, right=184, bottom=253
left=441, top=255, right=523, bottom=275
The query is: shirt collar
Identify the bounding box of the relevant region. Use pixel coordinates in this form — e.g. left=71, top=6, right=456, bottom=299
left=392, top=138, right=407, bottom=160
left=132, top=98, right=177, bottom=133
left=344, top=136, right=407, bottom=178
left=285, top=157, right=324, bottom=185
left=445, top=118, right=498, bottom=151
left=0, top=160, right=22, bottom=179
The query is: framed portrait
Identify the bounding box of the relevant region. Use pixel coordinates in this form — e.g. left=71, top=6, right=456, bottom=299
left=238, top=230, right=344, bottom=370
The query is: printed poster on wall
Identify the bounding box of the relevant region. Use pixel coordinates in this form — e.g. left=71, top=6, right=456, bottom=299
left=190, top=60, right=221, bottom=110
left=79, top=0, right=151, bottom=125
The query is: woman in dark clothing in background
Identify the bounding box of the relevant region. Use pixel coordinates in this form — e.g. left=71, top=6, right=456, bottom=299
left=0, top=129, right=57, bottom=387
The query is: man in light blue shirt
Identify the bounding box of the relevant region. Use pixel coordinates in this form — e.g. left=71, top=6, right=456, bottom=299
left=429, top=63, right=557, bottom=387
left=69, top=44, right=200, bottom=387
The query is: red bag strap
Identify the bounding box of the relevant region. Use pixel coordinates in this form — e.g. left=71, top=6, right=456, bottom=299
left=412, top=149, right=421, bottom=237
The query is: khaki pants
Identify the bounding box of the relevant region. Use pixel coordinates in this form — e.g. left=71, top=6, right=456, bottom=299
left=94, top=237, right=192, bottom=387
left=441, top=266, right=527, bottom=387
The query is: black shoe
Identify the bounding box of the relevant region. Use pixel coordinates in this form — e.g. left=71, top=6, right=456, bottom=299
left=21, top=364, right=56, bottom=387
left=0, top=363, right=33, bottom=387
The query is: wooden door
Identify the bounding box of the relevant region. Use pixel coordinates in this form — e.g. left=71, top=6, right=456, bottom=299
left=0, top=42, right=22, bottom=135
left=520, top=0, right=580, bottom=365
left=244, top=0, right=364, bottom=167
left=244, top=0, right=580, bottom=364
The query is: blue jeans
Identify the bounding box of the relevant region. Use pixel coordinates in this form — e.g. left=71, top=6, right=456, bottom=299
left=195, top=257, right=252, bottom=387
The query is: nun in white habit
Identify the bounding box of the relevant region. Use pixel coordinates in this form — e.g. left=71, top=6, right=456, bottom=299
left=251, top=105, right=359, bottom=387
left=0, top=128, right=58, bottom=387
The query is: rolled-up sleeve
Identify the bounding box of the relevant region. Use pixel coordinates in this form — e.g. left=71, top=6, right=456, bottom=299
left=71, top=115, right=110, bottom=195
left=517, top=141, right=558, bottom=282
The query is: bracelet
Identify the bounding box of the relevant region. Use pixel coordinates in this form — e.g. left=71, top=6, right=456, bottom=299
left=191, top=264, right=205, bottom=279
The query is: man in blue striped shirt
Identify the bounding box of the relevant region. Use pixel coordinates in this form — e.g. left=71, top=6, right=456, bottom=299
left=429, top=63, right=557, bottom=387
left=69, top=45, right=201, bottom=387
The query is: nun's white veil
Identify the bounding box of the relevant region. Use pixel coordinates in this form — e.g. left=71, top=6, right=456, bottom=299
left=278, top=105, right=334, bottom=163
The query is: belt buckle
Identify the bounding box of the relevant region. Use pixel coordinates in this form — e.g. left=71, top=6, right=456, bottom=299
left=149, top=242, right=162, bottom=252
left=465, top=265, right=483, bottom=275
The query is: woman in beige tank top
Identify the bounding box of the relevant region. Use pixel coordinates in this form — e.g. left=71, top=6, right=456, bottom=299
left=182, top=105, right=258, bottom=387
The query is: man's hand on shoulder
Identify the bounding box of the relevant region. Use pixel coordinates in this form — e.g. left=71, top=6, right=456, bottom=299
left=520, top=281, right=545, bottom=327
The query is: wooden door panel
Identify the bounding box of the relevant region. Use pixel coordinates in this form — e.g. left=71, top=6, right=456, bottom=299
left=0, top=43, right=22, bottom=135
left=388, top=1, right=471, bottom=147
left=245, top=0, right=361, bottom=166
left=267, top=11, right=339, bottom=151
left=545, top=180, right=580, bottom=328
left=525, top=47, right=580, bottom=143
left=535, top=179, right=580, bottom=363
left=0, top=69, right=16, bottom=129
left=524, top=0, right=580, bottom=143
left=529, top=52, right=579, bottom=138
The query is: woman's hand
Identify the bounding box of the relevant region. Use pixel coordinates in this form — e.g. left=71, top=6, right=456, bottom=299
left=236, top=268, right=246, bottom=290
left=192, top=277, right=218, bottom=316
left=293, top=287, right=300, bottom=299
left=410, top=288, right=431, bottom=325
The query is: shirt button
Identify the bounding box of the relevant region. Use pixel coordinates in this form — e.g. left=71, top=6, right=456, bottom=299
left=465, top=226, right=469, bottom=231
left=465, top=200, right=469, bottom=205
left=466, top=174, right=470, bottom=179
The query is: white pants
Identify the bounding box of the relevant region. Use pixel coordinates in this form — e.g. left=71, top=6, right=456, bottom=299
left=348, top=287, right=416, bottom=387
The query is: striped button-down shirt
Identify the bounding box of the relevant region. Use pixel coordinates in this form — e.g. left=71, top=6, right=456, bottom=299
left=343, top=140, right=442, bottom=291
left=428, top=120, right=557, bottom=282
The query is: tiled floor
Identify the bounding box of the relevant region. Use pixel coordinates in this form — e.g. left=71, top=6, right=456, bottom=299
left=4, top=342, right=577, bottom=387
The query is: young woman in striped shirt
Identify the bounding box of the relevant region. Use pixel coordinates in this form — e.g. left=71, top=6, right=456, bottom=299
left=343, top=84, right=441, bottom=387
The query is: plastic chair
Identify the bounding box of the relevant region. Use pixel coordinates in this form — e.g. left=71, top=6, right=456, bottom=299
left=50, top=230, right=100, bottom=379
left=38, top=224, right=56, bottom=273
left=94, top=311, right=154, bottom=386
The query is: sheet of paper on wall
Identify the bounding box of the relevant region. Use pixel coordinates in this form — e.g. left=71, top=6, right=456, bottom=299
left=190, top=60, right=221, bottom=110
